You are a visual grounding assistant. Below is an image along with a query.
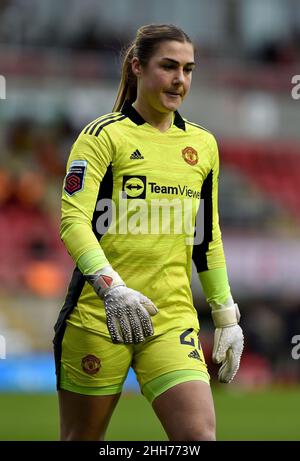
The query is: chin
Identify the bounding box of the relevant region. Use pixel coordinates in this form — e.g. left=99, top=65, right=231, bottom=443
left=161, top=99, right=181, bottom=112
left=167, top=102, right=181, bottom=112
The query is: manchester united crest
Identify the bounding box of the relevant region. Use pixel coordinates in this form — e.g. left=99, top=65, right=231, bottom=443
left=182, top=146, right=198, bottom=166
left=81, top=354, right=101, bottom=375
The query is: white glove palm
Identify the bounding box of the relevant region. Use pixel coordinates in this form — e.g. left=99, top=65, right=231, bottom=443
left=86, top=265, right=158, bottom=344
left=211, top=301, right=244, bottom=383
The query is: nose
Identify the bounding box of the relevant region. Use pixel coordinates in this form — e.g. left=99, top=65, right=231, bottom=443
left=173, top=68, right=185, bottom=84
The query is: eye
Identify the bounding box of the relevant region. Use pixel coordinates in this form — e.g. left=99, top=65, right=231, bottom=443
left=162, top=63, right=176, bottom=70
left=184, top=68, right=193, bottom=74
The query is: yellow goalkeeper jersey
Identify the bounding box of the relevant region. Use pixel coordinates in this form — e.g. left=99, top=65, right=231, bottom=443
left=59, top=101, right=228, bottom=336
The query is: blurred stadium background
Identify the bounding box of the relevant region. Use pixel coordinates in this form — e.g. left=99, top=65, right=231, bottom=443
left=0, top=0, right=299, bottom=440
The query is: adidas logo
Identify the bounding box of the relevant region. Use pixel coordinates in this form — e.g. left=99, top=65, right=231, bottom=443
left=130, top=149, right=144, bottom=160
left=188, top=349, right=201, bottom=361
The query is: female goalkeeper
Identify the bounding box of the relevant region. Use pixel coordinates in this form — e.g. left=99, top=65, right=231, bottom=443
left=54, top=23, right=244, bottom=441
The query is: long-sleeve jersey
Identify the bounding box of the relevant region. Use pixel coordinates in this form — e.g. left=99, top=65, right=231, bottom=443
left=60, top=101, right=230, bottom=336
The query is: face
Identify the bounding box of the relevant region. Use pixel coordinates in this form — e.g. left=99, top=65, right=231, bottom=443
left=132, top=40, right=195, bottom=114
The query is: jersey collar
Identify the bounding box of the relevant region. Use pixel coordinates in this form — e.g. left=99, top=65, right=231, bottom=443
left=121, top=100, right=186, bottom=131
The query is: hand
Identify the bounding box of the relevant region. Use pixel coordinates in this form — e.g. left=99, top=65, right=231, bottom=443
left=210, top=301, right=244, bottom=383
left=86, top=265, right=158, bottom=343
left=103, top=285, right=158, bottom=343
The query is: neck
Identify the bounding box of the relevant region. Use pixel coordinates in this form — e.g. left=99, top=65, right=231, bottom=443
left=132, top=100, right=173, bottom=133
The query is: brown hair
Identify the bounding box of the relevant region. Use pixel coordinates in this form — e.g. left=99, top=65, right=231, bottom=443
left=112, top=24, right=193, bottom=111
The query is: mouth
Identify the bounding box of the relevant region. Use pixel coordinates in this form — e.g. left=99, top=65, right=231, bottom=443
left=165, top=91, right=182, bottom=98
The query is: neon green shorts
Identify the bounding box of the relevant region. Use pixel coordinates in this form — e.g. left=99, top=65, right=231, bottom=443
left=58, top=322, right=210, bottom=403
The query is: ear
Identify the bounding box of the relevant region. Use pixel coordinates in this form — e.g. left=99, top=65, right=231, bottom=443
left=131, top=57, right=142, bottom=77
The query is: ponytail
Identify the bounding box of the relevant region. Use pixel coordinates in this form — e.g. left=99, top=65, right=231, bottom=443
left=112, top=44, right=137, bottom=112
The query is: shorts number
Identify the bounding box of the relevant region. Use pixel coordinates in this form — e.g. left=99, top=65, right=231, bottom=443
left=180, top=329, right=195, bottom=347
left=179, top=329, right=201, bottom=350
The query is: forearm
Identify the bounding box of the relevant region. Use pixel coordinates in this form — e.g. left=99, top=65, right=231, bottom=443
left=198, top=266, right=231, bottom=305
left=60, top=219, right=109, bottom=270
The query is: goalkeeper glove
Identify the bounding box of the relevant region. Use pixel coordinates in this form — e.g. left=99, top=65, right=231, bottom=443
left=210, top=297, right=244, bottom=383
left=86, top=265, right=158, bottom=344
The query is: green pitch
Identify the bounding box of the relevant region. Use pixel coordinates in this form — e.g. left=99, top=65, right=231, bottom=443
left=0, top=387, right=299, bottom=440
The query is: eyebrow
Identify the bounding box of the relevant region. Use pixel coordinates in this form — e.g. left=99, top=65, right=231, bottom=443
left=160, top=57, right=195, bottom=67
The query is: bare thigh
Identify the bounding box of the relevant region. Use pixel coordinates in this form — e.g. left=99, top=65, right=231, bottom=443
left=58, top=389, right=121, bottom=441
left=152, top=381, right=216, bottom=441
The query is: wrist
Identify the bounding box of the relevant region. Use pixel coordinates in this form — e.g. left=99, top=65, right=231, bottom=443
left=86, top=265, right=125, bottom=298
left=210, top=302, right=241, bottom=328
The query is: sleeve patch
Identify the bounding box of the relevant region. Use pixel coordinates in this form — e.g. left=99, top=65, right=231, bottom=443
left=64, top=160, right=87, bottom=196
